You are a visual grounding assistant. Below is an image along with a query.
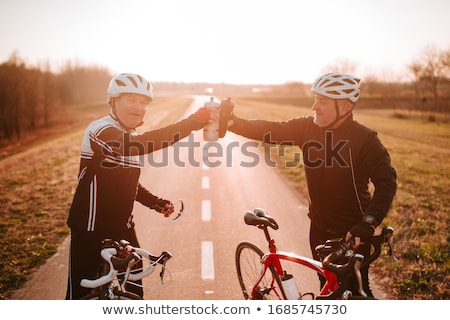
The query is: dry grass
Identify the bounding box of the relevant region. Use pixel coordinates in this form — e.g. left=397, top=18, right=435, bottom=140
left=0, top=133, right=80, bottom=299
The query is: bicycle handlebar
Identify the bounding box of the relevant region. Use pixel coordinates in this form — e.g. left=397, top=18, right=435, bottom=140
left=80, top=248, right=121, bottom=289
left=320, top=226, right=394, bottom=297
left=128, top=249, right=172, bottom=282
left=80, top=245, right=172, bottom=289
left=318, top=226, right=394, bottom=270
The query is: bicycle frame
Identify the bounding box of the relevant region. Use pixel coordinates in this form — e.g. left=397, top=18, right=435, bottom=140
left=254, top=251, right=340, bottom=300
left=251, top=228, right=340, bottom=300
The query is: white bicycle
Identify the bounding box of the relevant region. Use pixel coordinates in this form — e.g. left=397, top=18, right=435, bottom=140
left=80, top=200, right=183, bottom=300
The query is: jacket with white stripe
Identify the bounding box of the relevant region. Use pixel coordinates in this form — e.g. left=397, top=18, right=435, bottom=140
left=67, top=114, right=197, bottom=232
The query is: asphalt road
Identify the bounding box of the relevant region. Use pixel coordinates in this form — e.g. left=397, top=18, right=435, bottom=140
left=11, top=96, right=385, bottom=300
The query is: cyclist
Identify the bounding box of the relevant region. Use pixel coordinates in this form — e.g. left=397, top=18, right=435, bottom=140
left=222, top=72, right=397, bottom=297
left=66, top=73, right=216, bottom=299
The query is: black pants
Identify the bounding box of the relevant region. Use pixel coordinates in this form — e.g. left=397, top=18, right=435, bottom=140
left=65, top=228, right=143, bottom=300
left=309, top=221, right=373, bottom=297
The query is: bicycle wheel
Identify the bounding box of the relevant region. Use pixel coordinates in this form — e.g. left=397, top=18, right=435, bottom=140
left=235, top=242, right=286, bottom=300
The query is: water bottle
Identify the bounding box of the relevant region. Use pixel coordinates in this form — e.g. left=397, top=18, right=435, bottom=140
left=203, top=97, right=219, bottom=141
left=218, top=97, right=234, bottom=138
left=281, top=271, right=300, bottom=299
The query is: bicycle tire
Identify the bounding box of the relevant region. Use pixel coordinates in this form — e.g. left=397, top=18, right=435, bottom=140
left=81, top=288, right=143, bottom=300
left=235, top=241, right=286, bottom=300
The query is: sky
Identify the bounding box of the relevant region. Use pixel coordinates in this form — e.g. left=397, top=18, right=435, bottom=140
left=1, top=0, right=449, bottom=84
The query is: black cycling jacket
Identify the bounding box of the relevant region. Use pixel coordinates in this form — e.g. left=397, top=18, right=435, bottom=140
left=67, top=114, right=198, bottom=232
left=230, top=115, right=397, bottom=235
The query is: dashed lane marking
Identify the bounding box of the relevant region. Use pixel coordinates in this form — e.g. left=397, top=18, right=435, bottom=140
left=201, top=241, right=215, bottom=280
left=202, top=176, right=210, bottom=189
left=201, top=199, right=211, bottom=222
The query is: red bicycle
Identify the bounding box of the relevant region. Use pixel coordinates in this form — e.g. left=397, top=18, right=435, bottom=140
left=235, top=208, right=396, bottom=300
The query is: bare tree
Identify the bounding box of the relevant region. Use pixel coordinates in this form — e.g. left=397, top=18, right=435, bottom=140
left=0, top=52, right=25, bottom=139
left=408, top=45, right=450, bottom=120
left=57, top=61, right=111, bottom=105
left=321, top=58, right=358, bottom=75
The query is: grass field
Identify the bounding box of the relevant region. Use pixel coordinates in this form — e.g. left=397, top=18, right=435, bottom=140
left=0, top=94, right=448, bottom=299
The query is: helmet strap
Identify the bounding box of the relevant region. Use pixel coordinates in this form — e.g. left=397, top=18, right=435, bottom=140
left=324, top=100, right=353, bottom=130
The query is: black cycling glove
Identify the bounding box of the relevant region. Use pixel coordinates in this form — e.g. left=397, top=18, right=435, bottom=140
left=348, top=218, right=376, bottom=244
left=218, top=97, right=234, bottom=138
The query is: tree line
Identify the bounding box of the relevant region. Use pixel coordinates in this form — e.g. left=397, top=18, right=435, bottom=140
left=0, top=52, right=111, bottom=140
left=407, top=46, right=450, bottom=118
left=1, top=46, right=449, bottom=141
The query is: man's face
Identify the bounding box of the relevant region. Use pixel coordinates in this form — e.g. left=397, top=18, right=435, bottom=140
left=113, top=93, right=151, bottom=129
left=312, top=94, right=350, bottom=128
left=312, top=94, right=338, bottom=127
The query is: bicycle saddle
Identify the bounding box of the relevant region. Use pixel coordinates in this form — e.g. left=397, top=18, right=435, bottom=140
left=244, top=208, right=279, bottom=230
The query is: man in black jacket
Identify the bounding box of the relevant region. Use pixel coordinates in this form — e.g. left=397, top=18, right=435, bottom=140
left=66, top=73, right=215, bottom=299
left=224, top=73, right=397, bottom=297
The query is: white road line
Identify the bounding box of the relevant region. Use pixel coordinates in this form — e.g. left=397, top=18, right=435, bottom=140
left=202, top=176, right=210, bottom=189
left=201, top=241, right=215, bottom=280
left=201, top=200, right=211, bottom=221
left=202, top=147, right=210, bottom=170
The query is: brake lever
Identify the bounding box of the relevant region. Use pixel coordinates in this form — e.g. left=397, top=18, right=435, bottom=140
left=352, top=254, right=368, bottom=297
left=387, top=239, right=399, bottom=261
left=158, top=252, right=172, bottom=284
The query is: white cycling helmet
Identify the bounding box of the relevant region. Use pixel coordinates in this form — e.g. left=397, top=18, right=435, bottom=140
left=311, top=72, right=360, bottom=103
left=107, top=73, right=153, bottom=104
